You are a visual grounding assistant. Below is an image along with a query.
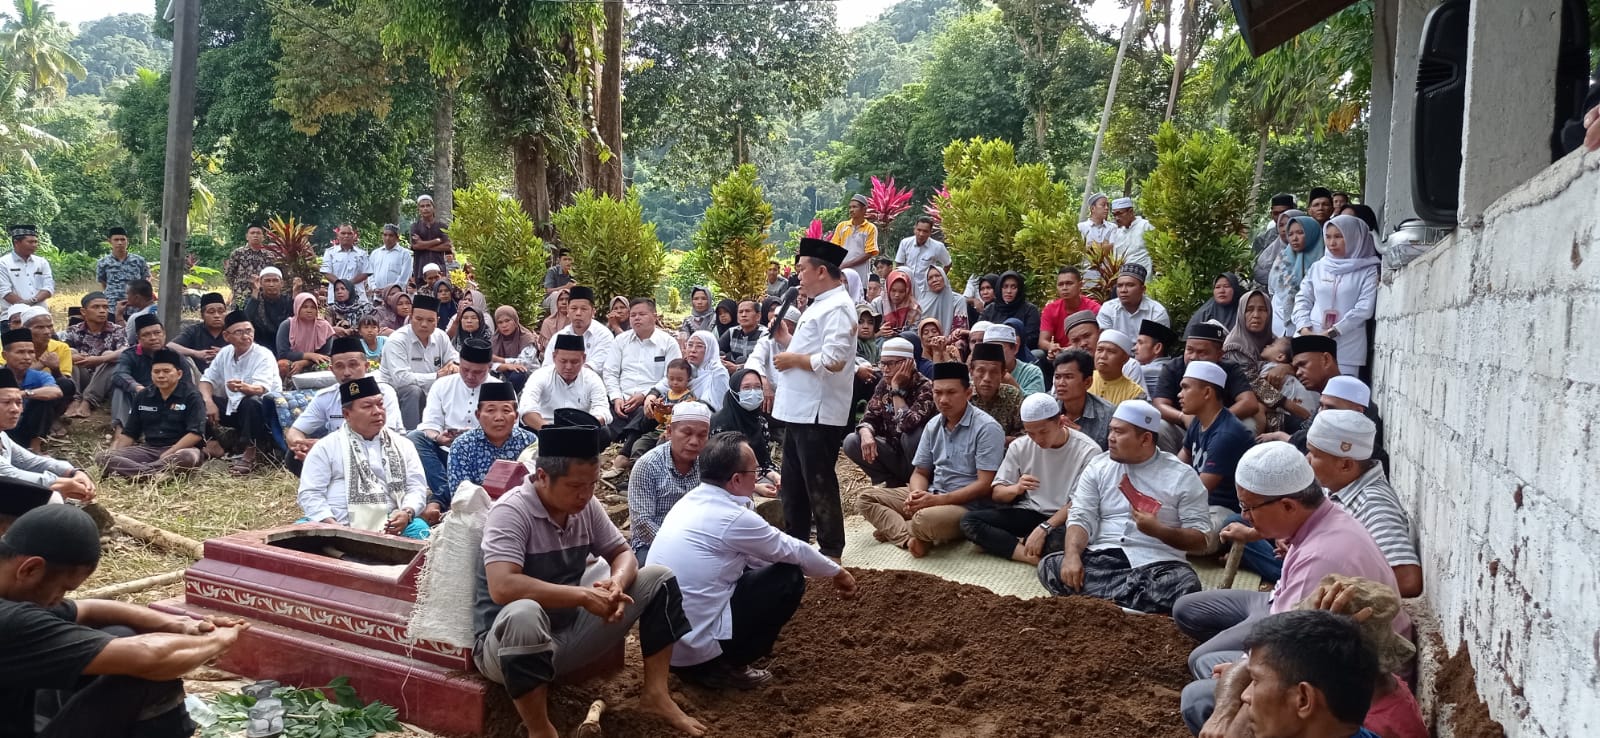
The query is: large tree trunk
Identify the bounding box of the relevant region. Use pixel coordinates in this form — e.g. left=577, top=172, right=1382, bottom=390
left=596, top=0, right=625, bottom=198
left=1250, top=119, right=1270, bottom=208
left=514, top=136, right=553, bottom=240
left=431, top=78, right=456, bottom=220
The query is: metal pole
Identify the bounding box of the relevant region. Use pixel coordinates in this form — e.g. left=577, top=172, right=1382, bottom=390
left=1081, top=2, right=1141, bottom=219
left=158, top=0, right=199, bottom=330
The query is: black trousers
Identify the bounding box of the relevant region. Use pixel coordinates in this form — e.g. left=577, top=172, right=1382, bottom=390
left=780, top=423, right=847, bottom=558
left=960, top=506, right=1063, bottom=559
left=33, top=626, right=193, bottom=738
left=213, top=394, right=268, bottom=446
left=679, top=563, right=807, bottom=672
left=8, top=378, right=72, bottom=447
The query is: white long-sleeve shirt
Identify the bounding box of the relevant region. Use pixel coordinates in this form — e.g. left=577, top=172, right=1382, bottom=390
left=1291, top=263, right=1379, bottom=368
left=518, top=365, right=612, bottom=425
left=200, top=343, right=282, bottom=414
left=1096, top=296, right=1170, bottom=336
left=648, top=483, right=840, bottom=666
left=1065, top=451, right=1211, bottom=568
left=416, top=374, right=502, bottom=434
left=291, top=381, right=404, bottom=436
left=0, top=432, right=71, bottom=487
left=1111, top=217, right=1155, bottom=273
left=298, top=428, right=428, bottom=524
left=772, top=284, right=856, bottom=426
left=543, top=321, right=616, bottom=378
left=378, top=325, right=457, bottom=390
left=605, top=328, right=680, bottom=400
left=366, top=245, right=413, bottom=293
left=0, top=251, right=54, bottom=301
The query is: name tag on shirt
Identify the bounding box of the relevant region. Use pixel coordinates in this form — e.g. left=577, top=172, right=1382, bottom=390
left=654, top=355, right=666, bottom=362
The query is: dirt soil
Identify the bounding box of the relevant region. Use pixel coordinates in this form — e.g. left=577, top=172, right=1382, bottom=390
left=1429, top=635, right=1506, bottom=738
left=503, top=569, right=1196, bottom=738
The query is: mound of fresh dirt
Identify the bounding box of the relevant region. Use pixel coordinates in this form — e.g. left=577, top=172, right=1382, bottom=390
left=512, top=568, right=1196, bottom=737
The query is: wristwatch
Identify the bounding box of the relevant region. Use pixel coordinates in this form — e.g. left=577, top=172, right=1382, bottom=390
left=1327, top=327, right=1341, bottom=339
left=1037, top=522, right=1053, bottom=532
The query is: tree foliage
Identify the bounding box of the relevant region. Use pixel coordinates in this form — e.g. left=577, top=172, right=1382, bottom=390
left=1140, top=123, right=1252, bottom=326
left=552, top=188, right=666, bottom=304
left=449, top=184, right=544, bottom=317
left=940, top=138, right=1070, bottom=304
left=692, top=165, right=775, bottom=302
left=0, top=0, right=82, bottom=105
left=66, top=13, right=169, bottom=96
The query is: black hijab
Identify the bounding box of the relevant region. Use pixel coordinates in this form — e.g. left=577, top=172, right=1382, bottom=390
left=1186, top=272, right=1243, bottom=337
left=712, top=368, right=773, bottom=473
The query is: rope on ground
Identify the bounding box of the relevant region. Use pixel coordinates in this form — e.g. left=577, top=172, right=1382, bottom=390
left=78, top=570, right=186, bottom=599
left=111, top=513, right=206, bottom=559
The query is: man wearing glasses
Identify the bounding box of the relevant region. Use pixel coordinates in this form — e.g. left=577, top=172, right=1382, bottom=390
left=198, top=311, right=282, bottom=475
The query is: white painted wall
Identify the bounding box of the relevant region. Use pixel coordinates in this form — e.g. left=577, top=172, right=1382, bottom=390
left=1373, top=149, right=1600, bottom=738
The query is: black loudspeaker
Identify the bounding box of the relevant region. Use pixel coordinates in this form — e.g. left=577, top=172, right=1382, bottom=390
left=1552, top=0, right=1593, bottom=159
left=1411, top=0, right=1469, bottom=225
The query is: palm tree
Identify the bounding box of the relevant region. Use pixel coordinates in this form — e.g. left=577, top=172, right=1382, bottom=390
left=0, top=71, right=64, bottom=172
left=0, top=0, right=84, bottom=105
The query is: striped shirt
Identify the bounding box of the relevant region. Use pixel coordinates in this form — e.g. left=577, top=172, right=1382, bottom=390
left=475, top=487, right=626, bottom=639
left=1327, top=464, right=1420, bottom=568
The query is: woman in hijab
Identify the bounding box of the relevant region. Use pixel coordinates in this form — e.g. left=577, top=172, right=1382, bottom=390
left=325, top=279, right=371, bottom=336
left=682, top=330, right=731, bottom=411
left=538, top=290, right=572, bottom=351
left=680, top=286, right=717, bottom=337
left=432, top=281, right=459, bottom=329
left=1224, top=289, right=1285, bottom=431
left=1294, top=214, right=1381, bottom=376
left=713, top=298, right=739, bottom=337
left=1186, top=273, right=1243, bottom=337
left=967, top=273, right=1000, bottom=318
left=1253, top=209, right=1301, bottom=287
left=1270, top=213, right=1325, bottom=336
left=277, top=292, right=336, bottom=377
left=448, top=305, right=492, bottom=350
left=491, top=305, right=539, bottom=392
left=879, top=269, right=919, bottom=336
left=981, top=271, right=1042, bottom=352
left=918, top=265, right=967, bottom=335
left=712, top=368, right=779, bottom=485
left=606, top=296, right=631, bottom=335
left=375, top=286, right=409, bottom=332
left=902, top=327, right=936, bottom=379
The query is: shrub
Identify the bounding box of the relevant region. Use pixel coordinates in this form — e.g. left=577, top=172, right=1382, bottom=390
left=1139, top=123, right=1253, bottom=327
left=691, top=165, right=775, bottom=302
left=264, top=215, right=324, bottom=293
left=553, top=188, right=667, bottom=304
left=1013, top=210, right=1086, bottom=301
left=450, top=184, right=545, bottom=318
left=37, top=242, right=95, bottom=285
left=940, top=138, right=1070, bottom=304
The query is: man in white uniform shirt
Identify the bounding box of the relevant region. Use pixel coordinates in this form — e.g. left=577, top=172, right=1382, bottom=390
left=772, top=238, right=857, bottom=560
left=1109, top=197, right=1155, bottom=273
left=408, top=338, right=500, bottom=505
left=365, top=224, right=413, bottom=296
left=379, top=292, right=458, bottom=428
left=542, top=286, right=614, bottom=376
left=894, top=216, right=949, bottom=302
left=286, top=336, right=403, bottom=467
left=1078, top=193, right=1117, bottom=249
left=604, top=297, right=679, bottom=437
left=200, top=310, right=282, bottom=475
left=298, top=376, right=428, bottom=538
left=649, top=432, right=857, bottom=690
left=320, top=224, right=371, bottom=304
left=1096, top=264, right=1170, bottom=336
left=0, top=225, right=53, bottom=307
left=520, top=333, right=611, bottom=430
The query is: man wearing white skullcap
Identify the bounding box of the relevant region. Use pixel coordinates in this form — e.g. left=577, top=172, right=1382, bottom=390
left=1266, top=364, right=1388, bottom=472
left=981, top=323, right=1045, bottom=395
left=627, top=400, right=712, bottom=563
left=1088, top=329, right=1146, bottom=405
left=1175, top=361, right=1256, bottom=557
left=1305, top=409, right=1421, bottom=597
left=1172, top=441, right=1411, bottom=684
left=409, top=194, right=452, bottom=280
left=241, top=264, right=293, bottom=355
left=960, top=393, right=1100, bottom=564
left=1036, top=399, right=1210, bottom=612
left=844, top=338, right=934, bottom=488
left=1108, top=196, right=1154, bottom=274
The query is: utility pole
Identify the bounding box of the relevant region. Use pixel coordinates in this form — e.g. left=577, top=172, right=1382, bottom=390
left=1082, top=2, right=1142, bottom=219
left=158, top=0, right=199, bottom=330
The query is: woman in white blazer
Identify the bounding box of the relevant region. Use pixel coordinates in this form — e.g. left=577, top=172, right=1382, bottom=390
left=1292, top=214, right=1381, bottom=376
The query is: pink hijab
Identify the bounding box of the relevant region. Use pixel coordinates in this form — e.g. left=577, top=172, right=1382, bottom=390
left=288, top=292, right=336, bottom=354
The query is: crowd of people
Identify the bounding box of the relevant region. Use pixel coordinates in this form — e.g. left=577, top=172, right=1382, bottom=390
left=0, top=185, right=1421, bottom=738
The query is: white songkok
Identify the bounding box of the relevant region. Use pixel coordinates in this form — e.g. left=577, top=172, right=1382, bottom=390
left=970, top=321, right=994, bottom=335
left=259, top=266, right=283, bottom=279
left=18, top=305, right=49, bottom=326
left=880, top=337, right=915, bottom=361
left=1322, top=375, right=1371, bottom=408
left=1111, top=197, right=1135, bottom=211
left=982, top=324, right=1018, bottom=346
left=1236, top=441, right=1316, bottom=497
left=670, top=401, right=713, bottom=427
left=1307, top=409, right=1375, bottom=461
left=1111, top=399, right=1162, bottom=433
left=3, top=304, right=26, bottom=322
left=782, top=307, right=802, bottom=324
left=1020, top=393, right=1063, bottom=423
left=421, top=262, right=442, bottom=274
left=1098, top=329, right=1133, bottom=356
left=1183, top=360, right=1227, bottom=388
left=416, top=194, right=434, bottom=204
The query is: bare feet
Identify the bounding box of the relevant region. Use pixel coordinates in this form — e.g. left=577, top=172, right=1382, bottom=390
left=638, top=691, right=705, bottom=736
left=872, top=529, right=891, bottom=543
left=908, top=538, right=929, bottom=558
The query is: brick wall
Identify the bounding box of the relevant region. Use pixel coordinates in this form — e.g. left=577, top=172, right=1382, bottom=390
left=1373, top=150, right=1600, bottom=737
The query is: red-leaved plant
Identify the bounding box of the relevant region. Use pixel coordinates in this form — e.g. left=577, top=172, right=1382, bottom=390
left=924, top=187, right=950, bottom=238
left=265, top=214, right=324, bottom=292
left=866, top=176, right=913, bottom=230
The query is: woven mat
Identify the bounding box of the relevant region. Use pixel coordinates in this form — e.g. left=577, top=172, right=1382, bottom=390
left=838, top=516, right=1261, bottom=600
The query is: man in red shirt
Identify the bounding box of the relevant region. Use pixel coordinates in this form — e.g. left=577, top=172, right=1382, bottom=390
left=1039, top=267, right=1102, bottom=361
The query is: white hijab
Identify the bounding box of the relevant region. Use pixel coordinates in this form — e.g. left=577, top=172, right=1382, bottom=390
left=688, top=330, right=730, bottom=411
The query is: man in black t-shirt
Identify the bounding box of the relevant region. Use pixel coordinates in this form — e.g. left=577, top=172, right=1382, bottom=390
left=1150, top=321, right=1260, bottom=451
left=169, top=291, right=228, bottom=373
left=0, top=505, right=247, bottom=737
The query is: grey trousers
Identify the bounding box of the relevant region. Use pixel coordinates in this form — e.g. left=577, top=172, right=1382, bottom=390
left=841, top=428, right=921, bottom=487
left=394, top=382, right=427, bottom=430
left=76, top=363, right=117, bottom=408
left=96, top=445, right=206, bottom=479
left=1172, top=588, right=1272, bottom=679
left=473, top=563, right=688, bottom=698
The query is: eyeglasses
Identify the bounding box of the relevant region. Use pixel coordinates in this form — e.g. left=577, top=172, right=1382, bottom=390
left=1238, top=498, right=1284, bottom=517
left=735, top=468, right=762, bottom=476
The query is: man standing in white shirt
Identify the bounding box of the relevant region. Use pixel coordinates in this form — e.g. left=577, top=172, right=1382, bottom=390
left=0, top=225, right=53, bottom=308
left=894, top=216, right=949, bottom=302
left=366, top=224, right=413, bottom=297
left=298, top=376, right=428, bottom=538
left=1109, top=197, right=1155, bottom=274
left=772, top=238, right=857, bottom=559
left=1078, top=193, right=1116, bottom=250
left=543, top=286, right=614, bottom=376
left=650, top=432, right=857, bottom=690
left=603, top=297, right=678, bottom=435
left=320, top=224, right=371, bottom=304
left=1096, top=264, right=1170, bottom=336
left=408, top=338, right=500, bottom=504
left=520, top=333, right=611, bottom=429
left=200, top=310, right=283, bottom=476
left=379, top=293, right=458, bottom=428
